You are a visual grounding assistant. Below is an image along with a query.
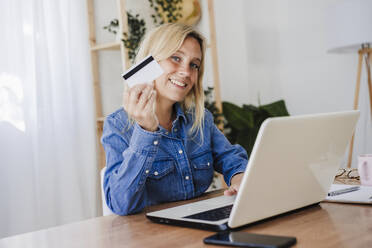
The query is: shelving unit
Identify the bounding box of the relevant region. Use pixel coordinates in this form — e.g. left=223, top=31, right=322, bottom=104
left=90, top=42, right=121, bottom=51
left=86, top=0, right=129, bottom=170
left=86, top=0, right=223, bottom=177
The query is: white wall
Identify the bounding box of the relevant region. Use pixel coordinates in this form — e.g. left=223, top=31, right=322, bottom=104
left=213, top=0, right=371, bottom=167
left=94, top=0, right=371, bottom=167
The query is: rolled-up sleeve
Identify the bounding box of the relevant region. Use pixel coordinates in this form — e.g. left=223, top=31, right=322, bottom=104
left=101, top=115, right=161, bottom=215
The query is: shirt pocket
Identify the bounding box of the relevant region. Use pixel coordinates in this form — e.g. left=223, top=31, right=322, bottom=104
left=191, top=150, right=213, bottom=170
left=146, top=158, right=179, bottom=203
left=190, top=150, right=214, bottom=194
left=148, top=159, right=175, bottom=180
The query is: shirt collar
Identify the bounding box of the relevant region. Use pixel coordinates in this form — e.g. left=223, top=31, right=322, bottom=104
left=174, top=102, right=187, bottom=123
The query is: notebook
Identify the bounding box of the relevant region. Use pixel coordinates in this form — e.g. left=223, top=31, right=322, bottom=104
left=146, top=110, right=360, bottom=231
left=325, top=184, right=372, bottom=204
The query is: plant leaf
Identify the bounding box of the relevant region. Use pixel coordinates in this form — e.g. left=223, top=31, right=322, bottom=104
left=222, top=102, right=254, bottom=130
left=260, top=100, right=289, bottom=117
left=223, top=99, right=290, bottom=155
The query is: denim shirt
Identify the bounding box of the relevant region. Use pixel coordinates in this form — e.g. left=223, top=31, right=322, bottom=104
left=101, top=103, right=248, bottom=215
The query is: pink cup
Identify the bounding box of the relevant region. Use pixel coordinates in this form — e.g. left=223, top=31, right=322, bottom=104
left=358, top=154, right=372, bottom=186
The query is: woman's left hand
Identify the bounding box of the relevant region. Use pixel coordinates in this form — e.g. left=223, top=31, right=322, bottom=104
left=224, top=173, right=244, bottom=196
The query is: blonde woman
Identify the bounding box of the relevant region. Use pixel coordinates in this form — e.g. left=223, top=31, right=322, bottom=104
left=101, top=23, right=248, bottom=215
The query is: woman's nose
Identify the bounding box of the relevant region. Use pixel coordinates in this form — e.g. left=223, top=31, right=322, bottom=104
left=177, top=63, right=191, bottom=77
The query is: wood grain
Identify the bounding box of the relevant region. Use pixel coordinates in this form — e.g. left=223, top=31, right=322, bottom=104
left=1, top=187, right=372, bottom=248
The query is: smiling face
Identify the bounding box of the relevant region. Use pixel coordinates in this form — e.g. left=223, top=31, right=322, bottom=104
left=154, top=36, right=202, bottom=105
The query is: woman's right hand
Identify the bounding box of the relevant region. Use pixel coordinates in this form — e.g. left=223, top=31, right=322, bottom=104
left=123, top=83, right=159, bottom=132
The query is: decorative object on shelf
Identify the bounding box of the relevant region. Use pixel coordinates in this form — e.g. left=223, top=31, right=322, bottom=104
left=326, top=0, right=372, bottom=168
left=222, top=100, right=290, bottom=156
left=149, top=0, right=201, bottom=26
left=179, top=0, right=201, bottom=26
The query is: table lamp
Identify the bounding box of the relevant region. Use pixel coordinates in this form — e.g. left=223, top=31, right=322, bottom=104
left=327, top=0, right=372, bottom=168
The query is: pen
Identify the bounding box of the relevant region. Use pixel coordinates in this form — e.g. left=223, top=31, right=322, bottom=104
left=327, top=186, right=360, bottom=197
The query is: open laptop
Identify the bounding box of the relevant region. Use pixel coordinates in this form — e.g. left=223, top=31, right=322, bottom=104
left=146, top=110, right=360, bottom=231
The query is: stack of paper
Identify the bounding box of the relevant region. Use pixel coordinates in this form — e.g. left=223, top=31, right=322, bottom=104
left=324, top=184, right=372, bottom=204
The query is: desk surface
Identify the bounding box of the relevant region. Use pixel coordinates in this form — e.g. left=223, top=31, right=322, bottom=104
left=1, top=189, right=372, bottom=248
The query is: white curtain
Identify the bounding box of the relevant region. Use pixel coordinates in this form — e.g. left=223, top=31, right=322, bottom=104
left=0, top=0, right=99, bottom=238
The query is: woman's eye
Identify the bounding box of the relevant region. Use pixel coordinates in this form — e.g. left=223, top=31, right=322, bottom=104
left=190, top=63, right=200, bottom=70
left=171, top=56, right=180, bottom=62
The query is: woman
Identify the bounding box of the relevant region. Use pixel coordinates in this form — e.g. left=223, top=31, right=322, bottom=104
left=101, top=23, right=248, bottom=215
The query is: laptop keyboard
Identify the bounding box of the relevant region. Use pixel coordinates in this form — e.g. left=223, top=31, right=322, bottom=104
left=183, top=204, right=233, bottom=221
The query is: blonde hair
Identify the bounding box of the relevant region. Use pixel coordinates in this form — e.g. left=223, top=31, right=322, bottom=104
left=135, top=23, right=206, bottom=138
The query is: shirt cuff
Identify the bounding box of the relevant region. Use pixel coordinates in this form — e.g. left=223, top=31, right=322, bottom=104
left=227, top=170, right=245, bottom=186
left=225, top=161, right=247, bottom=186
left=129, top=123, right=162, bottom=154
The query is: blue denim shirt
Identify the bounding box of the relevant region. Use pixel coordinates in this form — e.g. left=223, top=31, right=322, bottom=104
left=101, top=103, right=248, bottom=215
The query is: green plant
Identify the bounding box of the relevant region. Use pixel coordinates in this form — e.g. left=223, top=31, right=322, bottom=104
left=223, top=100, right=290, bottom=156
left=122, top=12, right=146, bottom=63
left=204, top=87, right=289, bottom=156
left=103, top=19, right=119, bottom=34
left=103, top=13, right=146, bottom=64
left=148, top=0, right=183, bottom=25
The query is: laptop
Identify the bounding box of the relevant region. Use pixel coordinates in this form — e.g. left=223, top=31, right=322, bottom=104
left=146, top=110, right=360, bottom=231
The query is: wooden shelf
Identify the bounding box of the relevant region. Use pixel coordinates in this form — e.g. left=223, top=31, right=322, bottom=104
left=87, top=0, right=129, bottom=171
left=97, top=117, right=105, bottom=122
left=91, top=42, right=121, bottom=51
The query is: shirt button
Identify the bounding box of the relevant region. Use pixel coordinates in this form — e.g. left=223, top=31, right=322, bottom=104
left=145, top=170, right=149, bottom=174
left=174, top=128, right=178, bottom=132
left=153, top=140, right=158, bottom=145
left=154, top=171, right=159, bottom=176
left=207, top=162, right=210, bottom=166
left=178, top=150, right=183, bottom=154
left=185, top=176, right=189, bottom=180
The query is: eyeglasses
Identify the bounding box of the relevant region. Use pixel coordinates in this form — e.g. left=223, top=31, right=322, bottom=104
left=335, top=168, right=360, bottom=180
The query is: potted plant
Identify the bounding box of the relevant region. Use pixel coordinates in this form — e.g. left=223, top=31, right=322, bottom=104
left=204, top=87, right=290, bottom=156
left=222, top=100, right=290, bottom=156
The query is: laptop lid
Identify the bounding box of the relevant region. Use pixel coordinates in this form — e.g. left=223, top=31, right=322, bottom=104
left=146, top=110, right=360, bottom=230
left=228, top=110, right=359, bottom=228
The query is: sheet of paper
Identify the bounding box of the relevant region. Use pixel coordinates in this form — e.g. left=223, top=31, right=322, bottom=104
left=324, top=184, right=372, bottom=204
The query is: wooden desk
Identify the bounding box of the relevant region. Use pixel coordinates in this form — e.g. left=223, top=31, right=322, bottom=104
left=1, top=189, right=372, bottom=248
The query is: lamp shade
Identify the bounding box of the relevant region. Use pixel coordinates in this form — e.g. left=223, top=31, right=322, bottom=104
left=326, top=0, right=372, bottom=53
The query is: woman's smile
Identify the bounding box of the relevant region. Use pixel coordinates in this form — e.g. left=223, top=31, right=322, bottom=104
left=169, top=78, right=188, bottom=88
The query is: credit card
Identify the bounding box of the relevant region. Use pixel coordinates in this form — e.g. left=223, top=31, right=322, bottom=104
left=122, top=55, right=164, bottom=88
